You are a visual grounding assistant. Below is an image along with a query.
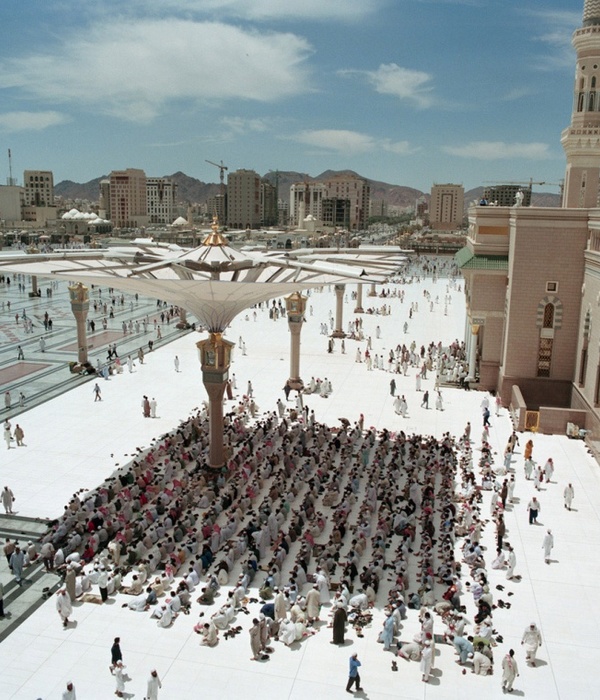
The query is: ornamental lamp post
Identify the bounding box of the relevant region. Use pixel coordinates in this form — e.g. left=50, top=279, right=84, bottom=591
left=68, top=282, right=90, bottom=364
left=285, top=291, right=307, bottom=391
left=196, top=332, right=235, bottom=470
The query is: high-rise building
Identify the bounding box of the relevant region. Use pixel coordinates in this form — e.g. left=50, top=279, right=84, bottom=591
left=429, top=184, right=464, bottom=230
left=99, top=179, right=111, bottom=220
left=226, top=169, right=261, bottom=229
left=147, top=177, right=177, bottom=225
left=23, top=170, right=54, bottom=207
left=207, top=194, right=226, bottom=224
left=0, top=185, right=23, bottom=223
left=483, top=185, right=531, bottom=208
left=109, top=168, right=148, bottom=228
left=289, top=182, right=326, bottom=227
left=261, top=180, right=278, bottom=227
left=322, top=175, right=370, bottom=230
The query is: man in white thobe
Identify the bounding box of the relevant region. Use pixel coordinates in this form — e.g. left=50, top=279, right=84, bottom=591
left=146, top=669, right=162, bottom=699
left=563, top=483, right=574, bottom=510
left=521, top=623, right=542, bottom=666
left=56, top=589, right=73, bottom=628
left=542, top=529, right=554, bottom=564
left=501, top=649, right=519, bottom=691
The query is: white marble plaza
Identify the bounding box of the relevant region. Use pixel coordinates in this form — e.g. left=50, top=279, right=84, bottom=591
left=0, top=262, right=598, bottom=699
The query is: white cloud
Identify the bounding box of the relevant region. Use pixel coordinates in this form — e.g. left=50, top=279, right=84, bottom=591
left=442, top=141, right=552, bottom=160
left=220, top=116, right=271, bottom=135
left=499, top=87, right=534, bottom=102
left=524, top=9, right=580, bottom=70
left=0, top=20, right=313, bottom=122
left=131, top=0, right=381, bottom=22
left=340, top=63, right=435, bottom=108
left=0, top=110, right=68, bottom=132
left=293, top=129, right=417, bottom=156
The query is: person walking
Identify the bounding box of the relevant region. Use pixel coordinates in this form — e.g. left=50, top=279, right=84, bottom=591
left=505, top=545, right=517, bottom=580
left=501, top=649, right=519, bottom=692
left=150, top=397, right=157, bottom=418
left=14, top=424, right=24, bottom=446
left=2, top=486, right=15, bottom=514
left=10, top=545, right=25, bottom=585
left=62, top=681, right=76, bottom=700
left=527, top=496, right=540, bottom=525
left=346, top=652, right=362, bottom=693
left=110, top=637, right=122, bottom=673
left=421, top=390, right=429, bottom=409
left=174, top=355, right=180, bottom=372
left=93, top=383, right=102, bottom=402
left=146, top=669, right=162, bottom=700
left=98, top=566, right=109, bottom=602
left=4, top=420, right=13, bottom=449
left=542, top=529, right=554, bottom=564
left=17, top=345, right=24, bottom=360
left=113, top=660, right=126, bottom=698
left=56, top=588, right=73, bottom=628
left=483, top=406, right=491, bottom=427
left=564, top=483, right=575, bottom=510
left=521, top=623, right=542, bottom=666
left=390, top=378, right=396, bottom=396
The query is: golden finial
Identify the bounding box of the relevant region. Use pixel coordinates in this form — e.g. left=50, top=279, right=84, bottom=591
left=202, top=215, right=227, bottom=247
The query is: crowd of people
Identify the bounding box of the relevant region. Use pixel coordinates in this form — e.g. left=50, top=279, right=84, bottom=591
left=1, top=258, right=563, bottom=697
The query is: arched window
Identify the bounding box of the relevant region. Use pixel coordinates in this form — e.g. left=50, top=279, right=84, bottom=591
left=593, top=76, right=597, bottom=88
left=590, top=92, right=596, bottom=111
left=578, top=92, right=585, bottom=111
left=542, top=303, right=555, bottom=328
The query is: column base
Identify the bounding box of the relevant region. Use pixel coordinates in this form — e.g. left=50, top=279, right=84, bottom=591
left=331, top=330, right=347, bottom=339
left=288, top=378, right=304, bottom=391
left=354, top=306, right=364, bottom=313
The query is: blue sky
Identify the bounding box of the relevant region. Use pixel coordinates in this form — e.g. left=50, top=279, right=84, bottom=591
left=0, top=0, right=585, bottom=192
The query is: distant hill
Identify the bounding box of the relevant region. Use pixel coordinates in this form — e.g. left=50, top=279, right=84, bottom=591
left=54, top=172, right=561, bottom=211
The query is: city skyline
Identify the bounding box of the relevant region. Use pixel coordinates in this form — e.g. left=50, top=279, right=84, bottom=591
left=0, top=0, right=582, bottom=192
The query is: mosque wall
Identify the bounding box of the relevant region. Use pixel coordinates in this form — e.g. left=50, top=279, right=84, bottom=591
left=500, top=210, right=587, bottom=403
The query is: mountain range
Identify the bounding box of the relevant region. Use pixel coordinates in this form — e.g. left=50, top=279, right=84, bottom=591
left=54, top=170, right=562, bottom=210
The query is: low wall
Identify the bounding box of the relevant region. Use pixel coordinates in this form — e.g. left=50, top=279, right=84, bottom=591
left=538, top=407, right=587, bottom=435
left=500, top=376, right=572, bottom=411
left=510, top=385, right=527, bottom=431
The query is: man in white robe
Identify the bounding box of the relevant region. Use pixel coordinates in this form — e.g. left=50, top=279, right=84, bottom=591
left=146, top=669, right=162, bottom=699
left=542, top=529, right=554, bottom=564
left=563, top=483, right=574, bottom=510
left=56, top=589, right=72, bottom=628
left=521, top=623, right=542, bottom=666
left=315, top=570, right=330, bottom=605
left=305, top=586, right=321, bottom=622
left=502, top=649, right=519, bottom=691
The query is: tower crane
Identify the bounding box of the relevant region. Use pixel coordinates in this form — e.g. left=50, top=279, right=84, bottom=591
left=483, top=179, right=564, bottom=203
left=206, top=160, right=228, bottom=220
left=205, top=159, right=228, bottom=198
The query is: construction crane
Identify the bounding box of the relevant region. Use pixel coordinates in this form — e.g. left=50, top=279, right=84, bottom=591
left=483, top=179, right=563, bottom=193
left=206, top=160, right=228, bottom=222
left=482, top=179, right=564, bottom=204
left=205, top=159, right=228, bottom=199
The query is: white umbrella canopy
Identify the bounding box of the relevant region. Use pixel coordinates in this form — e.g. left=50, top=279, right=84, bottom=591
left=0, top=235, right=406, bottom=331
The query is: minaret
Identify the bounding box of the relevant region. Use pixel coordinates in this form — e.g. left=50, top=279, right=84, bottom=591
left=561, top=0, right=600, bottom=208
